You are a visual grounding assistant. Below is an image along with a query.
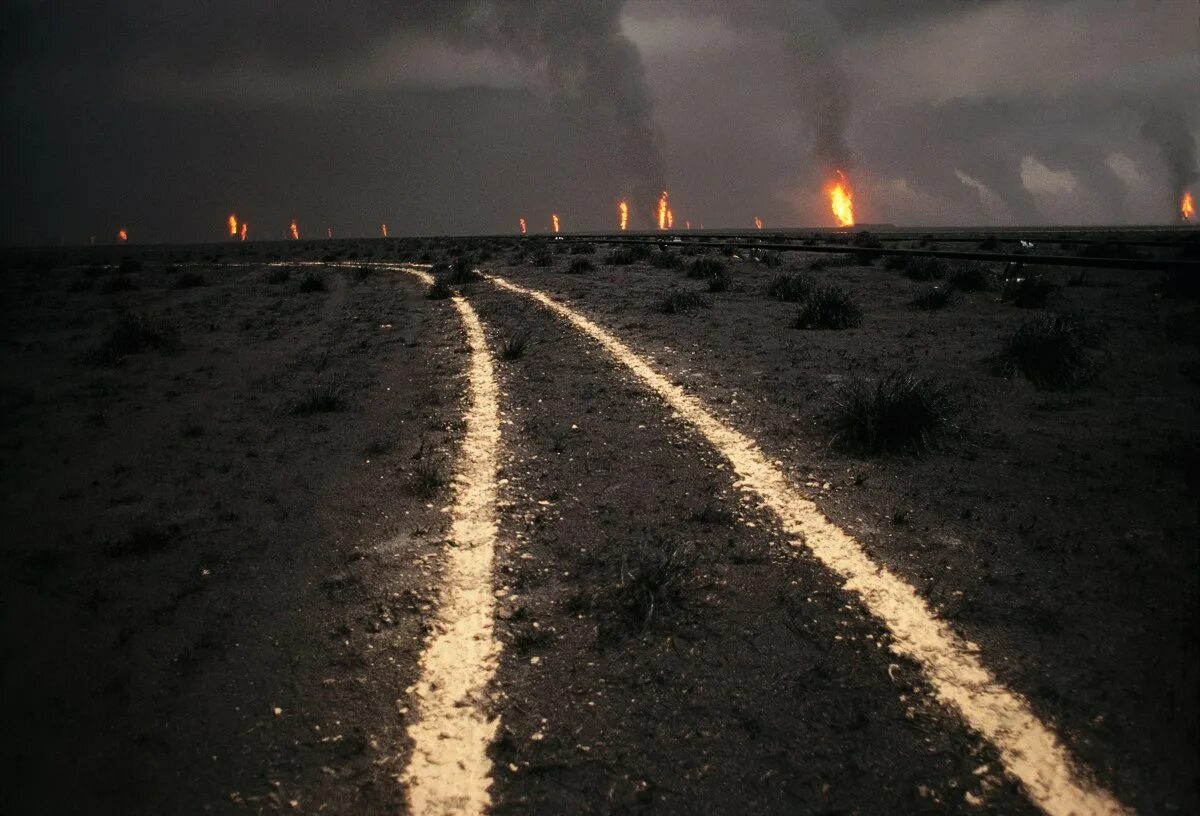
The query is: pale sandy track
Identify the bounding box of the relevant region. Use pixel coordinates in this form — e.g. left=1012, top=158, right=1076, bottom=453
left=395, top=265, right=503, bottom=816
left=484, top=273, right=1129, bottom=816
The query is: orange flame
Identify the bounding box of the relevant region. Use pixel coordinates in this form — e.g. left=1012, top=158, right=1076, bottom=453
left=754, top=217, right=763, bottom=230
left=228, top=213, right=238, bottom=236
left=667, top=209, right=674, bottom=229
left=327, top=227, right=332, bottom=239
left=519, top=217, right=527, bottom=235
left=1183, top=191, right=1195, bottom=221
left=619, top=200, right=629, bottom=231
left=685, top=220, right=691, bottom=230
left=827, top=170, right=855, bottom=227
left=381, top=224, right=388, bottom=237
left=289, top=219, right=299, bottom=240
left=118, top=228, right=128, bottom=242
left=552, top=213, right=560, bottom=233
left=657, top=191, right=669, bottom=230
left=240, top=222, right=248, bottom=241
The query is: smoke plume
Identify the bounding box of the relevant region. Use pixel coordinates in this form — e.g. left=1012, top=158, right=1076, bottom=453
left=1141, top=108, right=1198, bottom=219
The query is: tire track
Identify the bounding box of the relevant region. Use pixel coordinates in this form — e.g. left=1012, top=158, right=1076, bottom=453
left=397, top=266, right=503, bottom=816
left=483, top=273, right=1128, bottom=816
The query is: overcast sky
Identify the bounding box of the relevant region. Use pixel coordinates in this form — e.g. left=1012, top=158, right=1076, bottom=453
left=1, top=0, right=1196, bottom=244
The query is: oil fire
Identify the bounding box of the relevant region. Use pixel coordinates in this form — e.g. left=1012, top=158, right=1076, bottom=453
left=240, top=222, right=248, bottom=241
left=754, top=217, right=763, bottom=230
left=657, top=191, right=669, bottom=230
left=290, top=219, right=299, bottom=240
left=118, top=228, right=128, bottom=242
left=381, top=224, right=388, bottom=237
left=519, top=217, right=527, bottom=235
left=828, top=170, right=855, bottom=227
left=667, top=209, right=674, bottom=229
left=619, top=201, right=629, bottom=231
left=228, top=214, right=238, bottom=237
left=552, top=214, right=560, bottom=233
left=1183, top=191, right=1195, bottom=221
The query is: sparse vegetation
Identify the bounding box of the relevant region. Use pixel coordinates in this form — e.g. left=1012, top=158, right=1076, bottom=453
left=831, top=370, right=954, bottom=454
left=448, top=257, right=478, bottom=283
left=766, top=272, right=812, bottom=302
left=532, top=247, right=554, bottom=267
left=706, top=266, right=732, bottom=292
left=426, top=278, right=453, bottom=299
left=658, top=289, right=710, bottom=314
left=1002, top=273, right=1058, bottom=308
left=266, top=267, right=290, bottom=284
left=686, top=257, right=727, bottom=280
left=500, top=334, right=528, bottom=360
left=86, top=312, right=181, bottom=364
left=567, top=258, right=594, bottom=274
left=409, top=461, right=445, bottom=498
left=650, top=248, right=682, bottom=269
left=291, top=384, right=344, bottom=415
left=570, top=242, right=596, bottom=255
left=947, top=262, right=992, bottom=292
left=912, top=285, right=953, bottom=310
left=996, top=313, right=1097, bottom=389
left=602, top=540, right=696, bottom=635
left=807, top=253, right=859, bottom=271
left=901, top=256, right=949, bottom=281
left=796, top=284, right=862, bottom=329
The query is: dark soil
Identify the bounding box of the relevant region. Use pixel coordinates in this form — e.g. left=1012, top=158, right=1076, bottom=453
left=3, top=233, right=1197, bottom=814
left=1, top=250, right=467, bottom=813
left=481, top=241, right=1199, bottom=815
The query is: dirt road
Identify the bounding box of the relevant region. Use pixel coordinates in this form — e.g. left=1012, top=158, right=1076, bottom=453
left=3, top=240, right=1195, bottom=814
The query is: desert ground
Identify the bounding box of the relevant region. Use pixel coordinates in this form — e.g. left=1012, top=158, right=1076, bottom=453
left=2, top=231, right=1197, bottom=814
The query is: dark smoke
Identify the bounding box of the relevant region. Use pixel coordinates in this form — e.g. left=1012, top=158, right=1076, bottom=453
left=471, top=1, right=665, bottom=221
left=1141, top=108, right=1198, bottom=219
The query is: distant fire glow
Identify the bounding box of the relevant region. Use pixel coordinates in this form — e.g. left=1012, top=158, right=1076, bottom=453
left=118, top=228, right=128, bottom=242
left=1183, top=191, right=1195, bottom=221
left=619, top=201, right=629, bottom=231
left=828, top=170, right=855, bottom=227
left=289, top=219, right=299, bottom=240
left=327, top=227, right=332, bottom=239
left=240, top=222, right=248, bottom=241
left=381, top=224, right=388, bottom=237
left=667, top=209, right=674, bottom=229
left=551, top=213, right=560, bottom=233
left=685, top=221, right=691, bottom=230
left=657, top=191, right=669, bottom=230
left=519, top=217, right=527, bottom=235
left=754, top=217, right=763, bottom=230
left=228, top=214, right=238, bottom=237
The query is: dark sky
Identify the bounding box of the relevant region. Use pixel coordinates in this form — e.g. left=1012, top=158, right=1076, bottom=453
left=2, top=0, right=1196, bottom=245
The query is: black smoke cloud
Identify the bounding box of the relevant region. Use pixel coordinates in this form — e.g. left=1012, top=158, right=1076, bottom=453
left=1, top=0, right=1196, bottom=244
left=1141, top=109, right=1198, bottom=220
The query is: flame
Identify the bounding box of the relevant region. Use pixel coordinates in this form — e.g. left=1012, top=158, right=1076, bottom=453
left=290, top=219, right=299, bottom=240
left=327, top=227, right=332, bottom=239
left=685, top=220, right=691, bottom=230
left=240, top=222, right=248, bottom=241
left=667, top=209, right=674, bottom=229
left=619, top=200, right=629, bottom=231
left=381, top=224, right=388, bottom=237
left=657, top=191, right=669, bottom=230
left=519, top=217, right=527, bottom=235
left=552, top=213, right=560, bottom=233
left=1183, top=191, right=1195, bottom=221
left=827, top=170, right=855, bottom=227
left=118, top=228, right=128, bottom=242
left=754, top=217, right=763, bottom=230
left=228, top=213, right=238, bottom=236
